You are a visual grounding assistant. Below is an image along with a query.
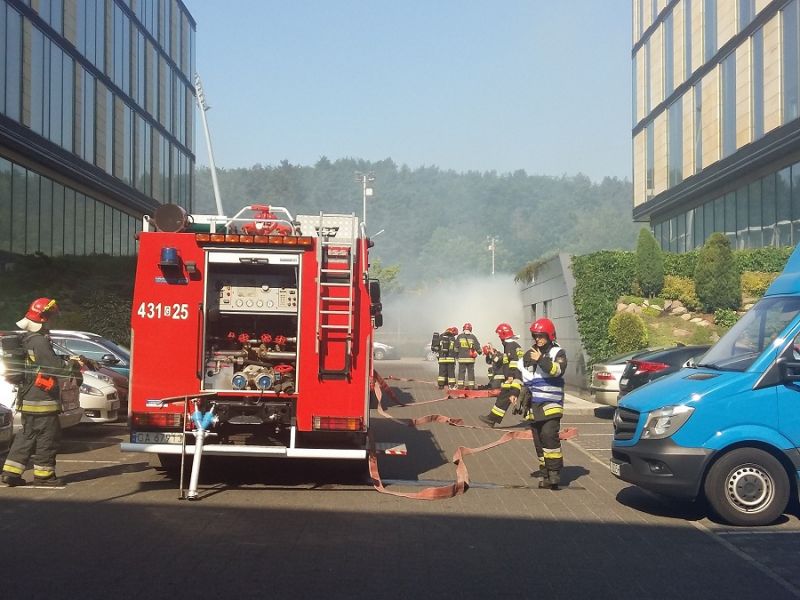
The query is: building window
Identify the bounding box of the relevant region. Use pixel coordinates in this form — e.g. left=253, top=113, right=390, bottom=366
left=736, top=186, right=749, bottom=249
left=792, top=162, right=800, bottom=244
left=784, top=0, right=800, bottom=123
left=721, top=53, right=737, bottom=158
left=668, top=100, right=683, bottom=186
left=645, top=40, right=651, bottom=113
left=686, top=207, right=695, bottom=249
left=777, top=166, right=792, bottom=246
left=752, top=28, right=764, bottom=138
left=685, top=0, right=693, bottom=79
left=725, top=192, right=737, bottom=247
left=739, top=0, right=756, bottom=31
left=664, top=12, right=674, bottom=96
left=691, top=205, right=702, bottom=249
left=5, top=5, right=22, bottom=121
left=694, top=83, right=703, bottom=173
left=646, top=121, right=654, bottom=193
left=704, top=0, right=717, bottom=61
left=704, top=199, right=715, bottom=240
left=749, top=180, right=762, bottom=246
left=762, top=173, right=777, bottom=247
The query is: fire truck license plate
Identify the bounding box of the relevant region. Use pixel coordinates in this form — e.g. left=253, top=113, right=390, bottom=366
left=132, top=432, right=184, bottom=444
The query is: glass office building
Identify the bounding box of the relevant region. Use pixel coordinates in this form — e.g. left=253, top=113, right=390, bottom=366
left=0, top=0, right=195, bottom=257
left=633, top=0, right=800, bottom=251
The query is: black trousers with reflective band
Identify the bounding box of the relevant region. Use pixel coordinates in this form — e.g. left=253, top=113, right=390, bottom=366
left=530, top=416, right=562, bottom=472
left=437, top=362, right=456, bottom=387
left=457, top=362, right=476, bottom=388
left=3, top=413, right=61, bottom=479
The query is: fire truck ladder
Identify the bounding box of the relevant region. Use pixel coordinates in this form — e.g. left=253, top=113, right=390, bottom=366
left=315, top=213, right=358, bottom=379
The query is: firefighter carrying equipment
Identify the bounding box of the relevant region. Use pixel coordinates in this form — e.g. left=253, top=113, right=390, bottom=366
left=436, top=329, right=457, bottom=389
left=482, top=335, right=524, bottom=425
left=456, top=327, right=481, bottom=389
left=520, top=338, right=568, bottom=490
left=15, top=332, right=69, bottom=414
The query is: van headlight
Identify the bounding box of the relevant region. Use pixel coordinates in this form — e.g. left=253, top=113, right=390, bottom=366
left=641, top=405, right=694, bottom=439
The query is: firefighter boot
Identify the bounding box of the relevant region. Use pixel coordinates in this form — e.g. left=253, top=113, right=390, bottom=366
left=478, top=414, right=497, bottom=428
left=1, top=473, right=26, bottom=487
left=33, top=476, right=63, bottom=487
left=530, top=461, right=546, bottom=478
left=538, top=469, right=560, bottom=490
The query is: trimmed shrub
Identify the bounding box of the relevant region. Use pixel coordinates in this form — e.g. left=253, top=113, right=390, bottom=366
left=608, top=312, right=648, bottom=354
left=661, top=275, right=701, bottom=310
left=741, top=271, right=779, bottom=298
left=664, top=251, right=699, bottom=278
left=714, top=308, right=739, bottom=329
left=695, top=233, right=741, bottom=312
left=735, top=247, right=793, bottom=273
left=636, top=228, right=664, bottom=297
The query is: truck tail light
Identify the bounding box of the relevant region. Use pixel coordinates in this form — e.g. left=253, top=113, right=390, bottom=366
left=313, top=416, right=363, bottom=431
left=131, top=412, right=183, bottom=429
left=631, top=360, right=669, bottom=374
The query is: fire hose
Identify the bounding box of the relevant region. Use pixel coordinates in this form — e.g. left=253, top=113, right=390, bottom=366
left=186, top=400, right=217, bottom=501
left=369, top=370, right=577, bottom=500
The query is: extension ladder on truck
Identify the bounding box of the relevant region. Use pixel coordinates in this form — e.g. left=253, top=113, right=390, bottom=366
left=314, top=213, right=358, bottom=379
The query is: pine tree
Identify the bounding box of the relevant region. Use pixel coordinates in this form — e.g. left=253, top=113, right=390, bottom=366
left=695, top=233, right=741, bottom=312
left=635, top=228, right=664, bottom=297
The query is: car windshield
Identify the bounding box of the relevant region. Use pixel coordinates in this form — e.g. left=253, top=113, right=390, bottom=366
left=698, top=296, right=800, bottom=372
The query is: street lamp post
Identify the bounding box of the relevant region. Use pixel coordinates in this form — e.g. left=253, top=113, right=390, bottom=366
left=487, top=236, right=497, bottom=276
left=355, top=172, right=375, bottom=229
left=194, top=73, right=224, bottom=216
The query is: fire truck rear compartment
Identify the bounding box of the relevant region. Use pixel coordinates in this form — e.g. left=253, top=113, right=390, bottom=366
left=203, top=251, right=300, bottom=394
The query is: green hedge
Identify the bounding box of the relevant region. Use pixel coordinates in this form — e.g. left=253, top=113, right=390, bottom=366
left=572, top=245, right=793, bottom=364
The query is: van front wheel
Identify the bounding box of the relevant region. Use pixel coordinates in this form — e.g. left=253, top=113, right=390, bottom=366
left=704, top=448, right=790, bottom=526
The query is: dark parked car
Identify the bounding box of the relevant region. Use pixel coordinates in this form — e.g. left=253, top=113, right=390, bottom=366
left=617, top=344, right=711, bottom=400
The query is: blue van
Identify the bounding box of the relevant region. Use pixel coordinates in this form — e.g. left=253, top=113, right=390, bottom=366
left=611, top=247, right=800, bottom=526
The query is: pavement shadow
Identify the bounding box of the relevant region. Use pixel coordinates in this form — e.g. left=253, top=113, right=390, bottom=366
left=560, top=465, right=590, bottom=486
left=615, top=485, right=708, bottom=522
left=61, top=461, right=151, bottom=484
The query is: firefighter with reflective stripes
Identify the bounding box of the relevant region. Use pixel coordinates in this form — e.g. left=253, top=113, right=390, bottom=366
left=521, top=318, right=567, bottom=490
left=2, top=298, right=70, bottom=487
left=435, top=327, right=458, bottom=390
left=482, top=344, right=504, bottom=389
left=479, top=323, right=523, bottom=427
left=455, top=322, right=481, bottom=389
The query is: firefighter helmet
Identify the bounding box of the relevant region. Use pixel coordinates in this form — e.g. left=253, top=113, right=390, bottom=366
left=495, top=322, right=514, bottom=340
left=16, top=297, right=59, bottom=332
left=463, top=322, right=472, bottom=331
left=447, top=326, right=458, bottom=336
left=530, top=318, right=556, bottom=341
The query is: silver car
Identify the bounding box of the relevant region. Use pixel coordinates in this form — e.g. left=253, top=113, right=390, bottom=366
left=589, top=349, right=655, bottom=407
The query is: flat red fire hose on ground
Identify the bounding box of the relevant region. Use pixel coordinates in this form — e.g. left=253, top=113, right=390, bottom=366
left=369, top=371, right=578, bottom=500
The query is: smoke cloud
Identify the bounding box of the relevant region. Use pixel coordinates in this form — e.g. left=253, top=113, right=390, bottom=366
left=377, top=274, right=526, bottom=354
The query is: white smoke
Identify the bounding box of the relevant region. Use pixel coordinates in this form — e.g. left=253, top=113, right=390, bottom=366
left=377, top=274, right=526, bottom=353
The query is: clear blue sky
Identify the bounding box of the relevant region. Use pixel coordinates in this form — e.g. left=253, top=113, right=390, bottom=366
left=188, top=1, right=632, bottom=181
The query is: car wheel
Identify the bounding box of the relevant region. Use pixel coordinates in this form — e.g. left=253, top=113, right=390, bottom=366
left=703, top=448, right=790, bottom=526
left=374, top=349, right=385, bottom=360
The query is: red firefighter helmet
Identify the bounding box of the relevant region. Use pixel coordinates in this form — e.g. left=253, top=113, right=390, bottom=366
left=481, top=344, right=492, bottom=356
left=463, top=322, right=472, bottom=331
left=530, top=318, right=556, bottom=341
left=495, top=322, right=514, bottom=340
left=447, top=326, right=458, bottom=336
left=17, top=297, right=59, bottom=332
left=25, top=298, right=59, bottom=323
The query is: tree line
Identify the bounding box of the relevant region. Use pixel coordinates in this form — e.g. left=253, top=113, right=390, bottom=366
left=194, top=158, right=638, bottom=288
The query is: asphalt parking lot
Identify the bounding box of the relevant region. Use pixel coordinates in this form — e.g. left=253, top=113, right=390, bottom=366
left=1, top=357, right=800, bottom=599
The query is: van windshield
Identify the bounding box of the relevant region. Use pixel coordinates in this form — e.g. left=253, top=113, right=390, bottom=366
left=697, top=296, right=800, bottom=372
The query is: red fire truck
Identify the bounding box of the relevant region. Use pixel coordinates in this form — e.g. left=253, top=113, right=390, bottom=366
left=120, top=203, right=384, bottom=472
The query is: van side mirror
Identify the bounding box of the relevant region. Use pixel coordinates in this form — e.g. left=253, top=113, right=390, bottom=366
left=369, top=279, right=382, bottom=328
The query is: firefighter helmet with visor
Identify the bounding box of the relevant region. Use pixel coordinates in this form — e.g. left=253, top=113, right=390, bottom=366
left=530, top=318, right=556, bottom=342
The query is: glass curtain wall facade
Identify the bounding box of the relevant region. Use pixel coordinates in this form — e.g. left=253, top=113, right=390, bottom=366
left=632, top=0, right=800, bottom=251
left=0, top=0, right=195, bottom=257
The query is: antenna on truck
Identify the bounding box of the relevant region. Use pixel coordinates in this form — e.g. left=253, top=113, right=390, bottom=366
left=194, top=73, right=225, bottom=217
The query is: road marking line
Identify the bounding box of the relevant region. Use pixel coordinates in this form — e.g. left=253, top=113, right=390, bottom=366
left=58, top=459, right=122, bottom=464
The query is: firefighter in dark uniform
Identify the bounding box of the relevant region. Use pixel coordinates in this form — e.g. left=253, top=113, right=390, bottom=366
left=2, top=298, right=71, bottom=487
left=455, top=322, right=481, bottom=389
left=482, top=343, right=504, bottom=389
left=520, top=318, right=567, bottom=490
left=479, top=323, right=523, bottom=427
left=435, top=326, right=458, bottom=390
